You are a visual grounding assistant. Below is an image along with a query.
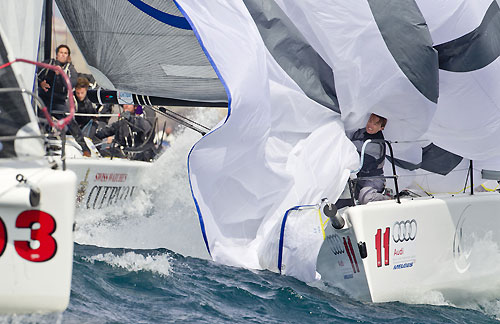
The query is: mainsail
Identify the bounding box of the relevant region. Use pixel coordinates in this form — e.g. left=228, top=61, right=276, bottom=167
left=54, top=0, right=227, bottom=103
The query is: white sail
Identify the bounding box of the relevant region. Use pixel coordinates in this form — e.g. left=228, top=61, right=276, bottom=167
left=0, top=1, right=44, bottom=158
left=421, top=0, right=500, bottom=161
left=178, top=0, right=359, bottom=274
left=53, top=0, right=500, bottom=282
left=0, top=0, right=43, bottom=90
left=178, top=0, right=500, bottom=282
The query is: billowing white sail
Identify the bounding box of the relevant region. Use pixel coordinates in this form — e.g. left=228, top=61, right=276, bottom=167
left=421, top=0, right=500, bottom=162
left=178, top=0, right=359, bottom=274
left=178, top=0, right=500, bottom=282
left=54, top=0, right=500, bottom=282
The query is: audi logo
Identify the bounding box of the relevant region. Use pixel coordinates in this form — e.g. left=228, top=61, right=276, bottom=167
left=392, top=219, right=417, bottom=243
left=326, top=234, right=344, bottom=255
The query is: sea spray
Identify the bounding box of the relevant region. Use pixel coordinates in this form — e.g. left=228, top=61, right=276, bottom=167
left=74, top=108, right=224, bottom=259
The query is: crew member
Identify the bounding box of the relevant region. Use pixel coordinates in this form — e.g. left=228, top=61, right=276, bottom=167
left=350, top=113, right=390, bottom=204
left=95, top=104, right=156, bottom=161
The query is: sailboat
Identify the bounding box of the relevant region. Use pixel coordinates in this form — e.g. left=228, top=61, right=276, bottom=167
left=39, top=0, right=228, bottom=212
left=54, top=0, right=500, bottom=303
left=0, top=1, right=76, bottom=313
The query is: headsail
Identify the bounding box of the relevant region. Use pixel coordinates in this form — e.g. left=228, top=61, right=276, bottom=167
left=0, top=0, right=43, bottom=90
left=0, top=1, right=44, bottom=158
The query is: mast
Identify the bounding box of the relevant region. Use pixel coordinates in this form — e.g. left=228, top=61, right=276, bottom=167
left=43, top=0, right=53, bottom=61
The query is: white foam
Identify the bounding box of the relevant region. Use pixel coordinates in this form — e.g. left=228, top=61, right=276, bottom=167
left=0, top=313, right=63, bottom=324
left=396, top=290, right=451, bottom=306
left=85, top=251, right=172, bottom=277
left=74, top=108, right=224, bottom=259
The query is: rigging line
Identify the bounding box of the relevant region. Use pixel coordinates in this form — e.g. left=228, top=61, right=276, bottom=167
left=415, top=183, right=433, bottom=196
left=0, top=135, right=46, bottom=141
left=415, top=182, right=472, bottom=196
left=151, top=107, right=208, bottom=135
left=58, top=112, right=119, bottom=117
left=155, top=108, right=205, bottom=134
left=481, top=183, right=500, bottom=191
left=158, top=106, right=210, bottom=131
left=317, top=209, right=327, bottom=241
left=463, top=164, right=471, bottom=194
left=389, top=139, right=430, bottom=144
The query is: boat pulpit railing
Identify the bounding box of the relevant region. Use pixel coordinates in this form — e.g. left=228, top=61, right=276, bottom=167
left=0, top=88, right=69, bottom=169
left=0, top=59, right=78, bottom=170
left=0, top=59, right=76, bottom=131
left=349, top=139, right=401, bottom=204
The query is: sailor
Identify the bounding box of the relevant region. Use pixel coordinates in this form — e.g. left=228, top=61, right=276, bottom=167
left=95, top=104, right=156, bottom=161
left=37, top=44, right=91, bottom=157
left=38, top=44, right=78, bottom=113
left=350, top=113, right=390, bottom=204
left=74, top=77, right=98, bottom=140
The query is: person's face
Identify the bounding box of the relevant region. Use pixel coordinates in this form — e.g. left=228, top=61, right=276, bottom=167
left=56, top=47, right=69, bottom=64
left=365, top=114, right=385, bottom=135
left=123, top=104, right=135, bottom=113
left=75, top=87, right=87, bottom=101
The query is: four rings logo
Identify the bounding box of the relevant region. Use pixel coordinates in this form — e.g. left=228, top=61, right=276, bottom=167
left=392, top=219, right=417, bottom=243
left=326, top=234, right=344, bottom=255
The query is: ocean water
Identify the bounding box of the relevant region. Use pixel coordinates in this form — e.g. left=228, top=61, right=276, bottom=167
left=2, top=109, right=500, bottom=323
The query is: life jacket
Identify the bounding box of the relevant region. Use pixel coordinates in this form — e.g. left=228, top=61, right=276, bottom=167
left=350, top=128, right=386, bottom=178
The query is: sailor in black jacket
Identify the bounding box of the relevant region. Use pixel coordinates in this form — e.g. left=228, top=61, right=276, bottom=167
left=95, top=105, right=155, bottom=161
left=37, top=45, right=91, bottom=156
left=37, top=45, right=78, bottom=113
left=350, top=113, right=390, bottom=204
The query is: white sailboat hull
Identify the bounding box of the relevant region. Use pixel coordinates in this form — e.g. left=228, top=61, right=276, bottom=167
left=66, top=157, right=151, bottom=211
left=317, top=192, right=500, bottom=303
left=0, top=160, right=76, bottom=313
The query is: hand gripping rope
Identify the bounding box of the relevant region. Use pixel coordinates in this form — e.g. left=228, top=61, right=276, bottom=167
left=0, top=58, right=75, bottom=130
